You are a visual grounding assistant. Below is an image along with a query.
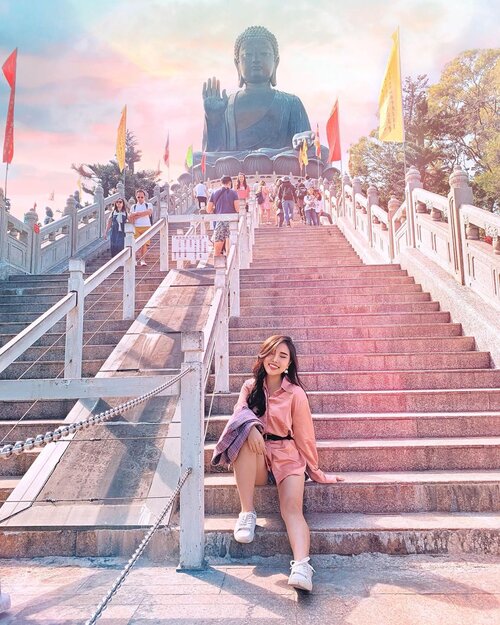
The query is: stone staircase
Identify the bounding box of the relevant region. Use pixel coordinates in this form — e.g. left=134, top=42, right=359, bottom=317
left=203, top=225, right=500, bottom=557
left=0, top=234, right=175, bottom=506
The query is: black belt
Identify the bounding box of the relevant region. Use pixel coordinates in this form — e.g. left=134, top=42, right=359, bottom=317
left=263, top=433, right=293, bottom=441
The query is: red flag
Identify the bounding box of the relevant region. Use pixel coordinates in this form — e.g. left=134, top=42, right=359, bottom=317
left=314, top=123, right=321, bottom=158
left=201, top=152, right=206, bottom=175
left=2, top=49, right=18, bottom=164
left=326, top=99, right=341, bottom=162
left=163, top=132, right=170, bottom=166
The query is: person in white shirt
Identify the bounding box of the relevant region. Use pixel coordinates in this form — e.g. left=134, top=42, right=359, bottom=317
left=129, top=189, right=153, bottom=265
left=193, top=181, right=208, bottom=212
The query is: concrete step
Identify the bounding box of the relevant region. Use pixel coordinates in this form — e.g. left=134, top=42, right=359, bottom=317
left=204, top=436, right=500, bottom=472
left=16, top=343, right=116, bottom=362
left=0, top=401, right=76, bottom=420
left=0, top=477, right=20, bottom=505
left=207, top=388, right=500, bottom=415
left=229, top=311, right=451, bottom=329
left=241, top=263, right=404, bottom=276
left=0, top=319, right=133, bottom=340
left=0, top=419, right=70, bottom=441
left=229, top=336, right=476, bottom=356
left=241, top=276, right=417, bottom=290
left=208, top=369, right=500, bottom=392
left=237, top=302, right=441, bottom=317
left=0, top=294, right=155, bottom=309
left=204, top=512, right=500, bottom=557
left=239, top=292, right=433, bottom=307
left=229, top=323, right=464, bottom=341
left=205, top=412, right=500, bottom=441
left=204, top=470, right=500, bottom=514
left=0, top=359, right=103, bottom=380
left=240, top=283, right=423, bottom=297
left=0, top=308, right=144, bottom=323
left=0, top=448, right=37, bottom=476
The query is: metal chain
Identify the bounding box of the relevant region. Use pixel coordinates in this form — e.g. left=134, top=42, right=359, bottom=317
left=84, top=467, right=191, bottom=625
left=0, top=368, right=193, bottom=460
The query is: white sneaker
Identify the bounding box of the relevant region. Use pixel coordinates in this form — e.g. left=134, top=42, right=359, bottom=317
left=140, top=260, right=147, bottom=266
left=233, top=511, right=257, bottom=543
left=288, top=557, right=314, bottom=592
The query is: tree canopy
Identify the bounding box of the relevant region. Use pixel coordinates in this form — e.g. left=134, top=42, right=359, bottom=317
left=72, top=131, right=161, bottom=201
left=348, top=49, right=500, bottom=210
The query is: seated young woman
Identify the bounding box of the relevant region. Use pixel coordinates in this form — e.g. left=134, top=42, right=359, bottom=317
left=212, top=335, right=344, bottom=592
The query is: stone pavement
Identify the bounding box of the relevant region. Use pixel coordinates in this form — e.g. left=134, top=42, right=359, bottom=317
left=0, top=554, right=499, bottom=624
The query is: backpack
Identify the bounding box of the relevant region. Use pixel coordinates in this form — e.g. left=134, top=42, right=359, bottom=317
left=256, top=191, right=264, bottom=204
left=282, top=183, right=295, bottom=201
left=133, top=202, right=153, bottom=225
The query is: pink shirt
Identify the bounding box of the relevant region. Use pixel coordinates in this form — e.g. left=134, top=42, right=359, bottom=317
left=236, top=187, right=250, bottom=200
left=235, top=377, right=330, bottom=483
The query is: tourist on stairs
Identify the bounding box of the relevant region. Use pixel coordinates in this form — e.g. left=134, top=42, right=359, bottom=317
left=129, top=189, right=153, bottom=266
left=105, top=198, right=128, bottom=257
left=206, top=175, right=239, bottom=256
left=212, top=335, right=344, bottom=592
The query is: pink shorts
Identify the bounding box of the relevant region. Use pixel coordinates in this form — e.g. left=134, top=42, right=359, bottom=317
left=264, top=439, right=306, bottom=485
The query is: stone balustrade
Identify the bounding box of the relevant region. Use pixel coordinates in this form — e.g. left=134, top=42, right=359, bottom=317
left=322, top=165, right=499, bottom=311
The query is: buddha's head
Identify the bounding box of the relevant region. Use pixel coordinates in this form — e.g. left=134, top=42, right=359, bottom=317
left=234, top=26, right=279, bottom=88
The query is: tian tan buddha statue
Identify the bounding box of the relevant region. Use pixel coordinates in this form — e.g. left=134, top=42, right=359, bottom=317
left=194, top=26, right=328, bottom=176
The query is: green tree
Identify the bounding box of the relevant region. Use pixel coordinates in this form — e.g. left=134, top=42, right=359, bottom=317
left=428, top=49, right=500, bottom=210
left=72, top=130, right=160, bottom=201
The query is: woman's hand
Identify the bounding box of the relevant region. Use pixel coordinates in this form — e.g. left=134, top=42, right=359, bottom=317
left=246, top=426, right=266, bottom=454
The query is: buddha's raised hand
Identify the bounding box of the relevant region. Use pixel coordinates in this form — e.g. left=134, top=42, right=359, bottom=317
left=202, top=77, right=228, bottom=118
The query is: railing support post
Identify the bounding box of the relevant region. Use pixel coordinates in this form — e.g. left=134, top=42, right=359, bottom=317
left=0, top=191, right=7, bottom=279
left=179, top=331, right=205, bottom=570
left=64, top=258, right=85, bottom=378
left=160, top=196, right=169, bottom=273
left=229, top=220, right=240, bottom=317
left=239, top=211, right=250, bottom=270
left=405, top=166, right=422, bottom=248
left=214, top=256, right=229, bottom=392
left=153, top=184, right=161, bottom=223
left=24, top=208, right=40, bottom=274
left=366, top=185, right=379, bottom=248
left=448, top=166, right=472, bottom=285
left=64, top=194, right=78, bottom=257
left=387, top=196, right=400, bottom=262
left=351, top=177, right=362, bottom=228
left=95, top=184, right=106, bottom=239
left=123, top=223, right=136, bottom=319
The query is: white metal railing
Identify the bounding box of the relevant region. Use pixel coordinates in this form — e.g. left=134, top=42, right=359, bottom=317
left=0, top=205, right=256, bottom=570
left=0, top=182, right=198, bottom=279
left=324, top=165, right=500, bottom=310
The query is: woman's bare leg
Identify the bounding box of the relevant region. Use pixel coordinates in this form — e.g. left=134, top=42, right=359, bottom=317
left=277, top=475, right=309, bottom=561
left=232, top=440, right=268, bottom=512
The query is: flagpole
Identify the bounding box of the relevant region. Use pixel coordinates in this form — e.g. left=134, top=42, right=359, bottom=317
left=397, top=27, right=408, bottom=178
left=3, top=163, right=8, bottom=202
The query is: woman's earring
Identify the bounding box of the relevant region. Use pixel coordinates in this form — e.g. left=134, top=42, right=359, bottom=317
left=285, top=368, right=289, bottom=374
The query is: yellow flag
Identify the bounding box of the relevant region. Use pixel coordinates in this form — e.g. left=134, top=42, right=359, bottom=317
left=300, top=138, right=309, bottom=166
left=116, top=106, right=127, bottom=172
left=378, top=29, right=404, bottom=142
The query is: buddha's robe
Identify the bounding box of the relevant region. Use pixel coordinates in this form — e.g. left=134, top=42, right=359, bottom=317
left=203, top=89, right=311, bottom=156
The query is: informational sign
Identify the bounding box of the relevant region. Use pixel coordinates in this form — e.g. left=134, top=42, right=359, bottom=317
left=172, top=235, right=211, bottom=261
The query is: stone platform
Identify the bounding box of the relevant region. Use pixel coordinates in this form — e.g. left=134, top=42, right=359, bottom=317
left=0, top=553, right=499, bottom=624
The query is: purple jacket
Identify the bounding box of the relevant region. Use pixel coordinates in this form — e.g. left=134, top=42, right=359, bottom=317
left=211, top=406, right=263, bottom=466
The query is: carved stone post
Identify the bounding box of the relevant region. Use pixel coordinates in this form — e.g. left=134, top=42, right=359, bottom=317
left=387, top=197, right=400, bottom=261
left=448, top=166, right=473, bottom=285
left=229, top=220, right=240, bottom=317
left=179, top=330, right=205, bottom=570
left=24, top=208, right=40, bottom=274
left=65, top=258, right=85, bottom=378
left=366, top=185, right=379, bottom=248
left=123, top=223, right=136, bottom=319
left=214, top=256, right=229, bottom=392
left=64, top=194, right=78, bottom=257
left=94, top=184, right=105, bottom=239
left=351, top=177, right=362, bottom=228
left=159, top=188, right=169, bottom=272
left=0, top=189, right=9, bottom=279
left=405, top=166, right=423, bottom=248
left=341, top=173, right=351, bottom=219
left=153, top=183, right=161, bottom=223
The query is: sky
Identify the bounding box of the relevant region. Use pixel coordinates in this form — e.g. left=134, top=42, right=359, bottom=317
left=0, top=0, right=499, bottom=219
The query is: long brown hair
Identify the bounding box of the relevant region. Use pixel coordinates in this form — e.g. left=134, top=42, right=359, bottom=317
left=247, top=335, right=304, bottom=416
